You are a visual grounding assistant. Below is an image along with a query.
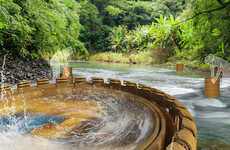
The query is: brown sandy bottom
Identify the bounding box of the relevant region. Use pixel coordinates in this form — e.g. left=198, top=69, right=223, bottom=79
left=0, top=91, right=156, bottom=150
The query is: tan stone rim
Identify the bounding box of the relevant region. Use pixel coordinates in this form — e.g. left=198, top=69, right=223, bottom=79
left=0, top=77, right=197, bottom=150
left=137, top=98, right=166, bottom=150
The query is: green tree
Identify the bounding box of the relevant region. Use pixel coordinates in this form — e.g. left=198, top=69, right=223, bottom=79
left=79, top=2, right=111, bottom=52
left=190, top=0, right=230, bottom=61
left=0, top=0, right=88, bottom=59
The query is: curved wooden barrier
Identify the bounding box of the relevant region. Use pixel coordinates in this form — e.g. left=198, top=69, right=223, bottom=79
left=0, top=77, right=197, bottom=150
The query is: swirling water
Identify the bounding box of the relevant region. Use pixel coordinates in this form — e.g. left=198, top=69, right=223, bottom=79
left=1, top=61, right=230, bottom=149
left=70, top=62, right=230, bottom=148
left=0, top=80, right=155, bottom=150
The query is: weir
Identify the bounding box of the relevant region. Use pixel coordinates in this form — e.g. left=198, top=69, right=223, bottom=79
left=0, top=66, right=197, bottom=150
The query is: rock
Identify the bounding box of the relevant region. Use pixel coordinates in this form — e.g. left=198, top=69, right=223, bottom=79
left=0, top=56, right=52, bottom=85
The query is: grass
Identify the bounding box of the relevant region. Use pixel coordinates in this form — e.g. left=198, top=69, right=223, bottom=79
left=89, top=51, right=153, bottom=64
left=166, top=49, right=210, bottom=72
left=166, top=60, right=210, bottom=72
left=39, top=47, right=211, bottom=73
left=89, top=49, right=210, bottom=73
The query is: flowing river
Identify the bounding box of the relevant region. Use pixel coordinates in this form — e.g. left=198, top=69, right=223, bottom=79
left=70, top=61, right=230, bottom=149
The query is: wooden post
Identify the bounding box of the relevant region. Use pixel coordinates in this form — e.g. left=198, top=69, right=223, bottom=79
left=62, top=67, right=72, bottom=79
left=176, top=64, right=184, bottom=72
left=205, top=77, right=220, bottom=98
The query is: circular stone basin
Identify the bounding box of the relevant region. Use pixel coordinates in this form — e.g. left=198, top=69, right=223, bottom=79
left=0, top=83, right=166, bottom=150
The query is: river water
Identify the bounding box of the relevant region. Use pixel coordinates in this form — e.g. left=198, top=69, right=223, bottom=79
left=70, top=61, right=230, bottom=148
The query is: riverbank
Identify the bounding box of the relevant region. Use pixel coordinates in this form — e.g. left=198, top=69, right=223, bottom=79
left=1, top=52, right=229, bottom=85
left=0, top=56, right=52, bottom=84
left=89, top=51, right=211, bottom=73
left=89, top=51, right=153, bottom=64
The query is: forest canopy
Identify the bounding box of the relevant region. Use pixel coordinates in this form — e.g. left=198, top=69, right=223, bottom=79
left=0, top=0, right=230, bottom=64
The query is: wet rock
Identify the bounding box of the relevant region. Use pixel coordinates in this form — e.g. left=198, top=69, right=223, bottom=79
left=0, top=56, right=52, bottom=85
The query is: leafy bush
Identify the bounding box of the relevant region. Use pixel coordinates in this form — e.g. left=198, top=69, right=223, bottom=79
left=0, top=0, right=88, bottom=59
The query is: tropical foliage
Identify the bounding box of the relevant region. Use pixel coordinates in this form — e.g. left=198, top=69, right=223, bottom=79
left=1, top=0, right=230, bottom=65
left=0, top=0, right=88, bottom=59
left=107, top=0, right=230, bottom=64
left=191, top=0, right=230, bottom=61
left=79, top=0, right=189, bottom=52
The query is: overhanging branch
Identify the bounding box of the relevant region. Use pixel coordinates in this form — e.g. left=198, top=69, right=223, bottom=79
left=217, top=0, right=226, bottom=6
left=179, top=0, right=230, bottom=24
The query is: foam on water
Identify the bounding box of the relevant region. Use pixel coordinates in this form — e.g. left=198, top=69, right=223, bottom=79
left=0, top=132, right=140, bottom=150
left=218, top=119, right=230, bottom=125
left=0, top=131, right=142, bottom=150
left=156, top=86, right=196, bottom=96
left=68, top=62, right=230, bottom=144
left=197, top=112, right=230, bottom=119
left=0, top=89, right=155, bottom=150
left=194, top=99, right=227, bottom=108
left=2, top=61, right=230, bottom=147
left=220, top=78, right=230, bottom=88
left=0, top=132, right=66, bottom=150
left=73, top=68, right=120, bottom=80
left=55, top=92, right=155, bottom=149
left=0, top=115, right=65, bottom=133
left=154, top=68, right=174, bottom=73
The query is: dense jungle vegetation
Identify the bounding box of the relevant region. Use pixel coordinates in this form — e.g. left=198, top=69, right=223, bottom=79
left=1, top=0, right=230, bottom=67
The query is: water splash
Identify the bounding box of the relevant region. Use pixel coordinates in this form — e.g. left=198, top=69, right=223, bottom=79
left=205, top=54, right=230, bottom=83
left=1, top=55, right=7, bottom=100
left=0, top=90, right=155, bottom=150
left=49, top=48, right=73, bottom=80
left=50, top=48, right=73, bottom=64
left=0, top=132, right=66, bottom=150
